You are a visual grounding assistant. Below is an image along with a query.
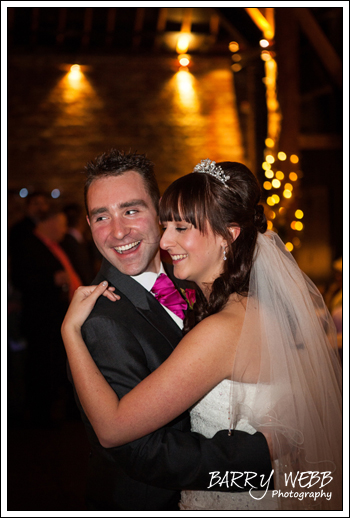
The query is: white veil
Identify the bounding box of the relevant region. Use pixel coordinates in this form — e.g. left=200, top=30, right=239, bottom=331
left=229, top=231, right=342, bottom=510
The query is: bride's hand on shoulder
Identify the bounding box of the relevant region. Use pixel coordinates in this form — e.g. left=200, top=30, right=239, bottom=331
left=61, top=282, right=120, bottom=335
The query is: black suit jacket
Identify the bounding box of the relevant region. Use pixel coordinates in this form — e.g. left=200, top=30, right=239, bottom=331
left=10, top=232, right=69, bottom=343
left=73, top=258, right=272, bottom=510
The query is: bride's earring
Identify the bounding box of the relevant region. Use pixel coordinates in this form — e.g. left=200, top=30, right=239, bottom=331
left=223, top=247, right=227, bottom=261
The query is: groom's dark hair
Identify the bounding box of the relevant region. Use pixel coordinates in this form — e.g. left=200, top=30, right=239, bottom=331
left=83, top=149, right=160, bottom=215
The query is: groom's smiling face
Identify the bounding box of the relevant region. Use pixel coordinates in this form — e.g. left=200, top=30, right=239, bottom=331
left=87, top=171, right=161, bottom=276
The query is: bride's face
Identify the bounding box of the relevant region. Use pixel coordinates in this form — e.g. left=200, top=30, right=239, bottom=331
left=160, top=219, right=225, bottom=286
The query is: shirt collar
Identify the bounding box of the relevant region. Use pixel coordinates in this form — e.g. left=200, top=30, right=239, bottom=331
left=131, top=263, right=166, bottom=292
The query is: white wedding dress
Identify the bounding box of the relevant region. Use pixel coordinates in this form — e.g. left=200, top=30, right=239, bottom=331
left=178, top=232, right=341, bottom=510
left=179, top=380, right=279, bottom=511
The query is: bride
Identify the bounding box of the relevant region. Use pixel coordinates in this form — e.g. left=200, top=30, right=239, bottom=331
left=62, top=160, right=342, bottom=510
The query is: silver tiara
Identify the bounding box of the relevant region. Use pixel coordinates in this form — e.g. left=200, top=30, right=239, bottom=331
left=192, top=159, right=229, bottom=185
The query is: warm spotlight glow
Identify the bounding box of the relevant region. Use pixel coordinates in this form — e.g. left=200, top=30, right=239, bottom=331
left=265, top=170, right=274, bottom=179
left=267, top=197, right=275, bottom=206
left=67, top=64, right=84, bottom=86
left=272, top=194, right=280, bottom=203
left=279, top=207, right=286, bottom=214
left=176, top=34, right=191, bottom=54
left=289, top=172, right=298, bottom=181
left=46, top=66, right=102, bottom=129
left=275, top=171, right=284, bottom=180
left=266, top=154, right=275, bottom=164
left=265, top=138, right=274, bottom=147
left=295, top=210, right=304, bottom=219
left=277, top=151, right=287, bottom=161
left=285, top=242, right=294, bottom=252
left=260, top=39, right=270, bottom=48
left=229, top=41, right=240, bottom=52
left=283, top=189, right=292, bottom=199
left=284, top=183, right=293, bottom=191
left=295, top=221, right=303, bottom=231
left=173, top=69, right=199, bottom=111
left=69, top=65, right=82, bottom=81
left=269, top=210, right=276, bottom=219
left=262, top=161, right=272, bottom=170
left=272, top=179, right=281, bottom=188
left=290, top=154, right=299, bottom=164
left=263, top=181, right=272, bottom=190
left=231, top=64, right=242, bottom=72
left=179, top=55, right=190, bottom=67
left=267, top=220, right=273, bottom=229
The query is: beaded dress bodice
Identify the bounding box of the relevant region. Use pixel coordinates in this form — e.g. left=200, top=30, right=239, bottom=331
left=179, top=380, right=278, bottom=511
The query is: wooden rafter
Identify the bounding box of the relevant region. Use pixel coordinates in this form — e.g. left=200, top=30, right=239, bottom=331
left=293, top=8, right=342, bottom=88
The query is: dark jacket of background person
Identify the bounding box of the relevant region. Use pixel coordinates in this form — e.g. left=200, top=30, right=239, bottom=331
left=11, top=210, right=80, bottom=425
left=9, top=191, right=50, bottom=290
left=61, top=203, right=96, bottom=286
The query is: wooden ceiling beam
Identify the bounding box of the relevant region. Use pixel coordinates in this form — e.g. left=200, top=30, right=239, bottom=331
left=293, top=7, right=342, bottom=88
left=211, top=8, right=250, bottom=48
left=245, top=7, right=274, bottom=39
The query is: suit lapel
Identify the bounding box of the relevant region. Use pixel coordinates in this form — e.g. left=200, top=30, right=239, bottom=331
left=98, top=259, right=183, bottom=349
left=139, top=293, right=183, bottom=348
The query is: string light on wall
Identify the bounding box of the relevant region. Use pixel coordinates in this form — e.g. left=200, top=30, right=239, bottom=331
left=229, top=41, right=243, bottom=73
left=229, top=41, right=240, bottom=53
left=237, top=8, right=304, bottom=252
left=262, top=150, right=304, bottom=249
left=253, top=12, right=304, bottom=251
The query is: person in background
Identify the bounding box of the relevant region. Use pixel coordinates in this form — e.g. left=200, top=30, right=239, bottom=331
left=9, top=191, right=50, bottom=288
left=12, top=207, right=82, bottom=426
left=8, top=191, right=50, bottom=424
left=61, top=202, right=96, bottom=285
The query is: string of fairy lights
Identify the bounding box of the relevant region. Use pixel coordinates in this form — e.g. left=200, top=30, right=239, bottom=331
left=262, top=148, right=303, bottom=252
left=230, top=36, right=304, bottom=253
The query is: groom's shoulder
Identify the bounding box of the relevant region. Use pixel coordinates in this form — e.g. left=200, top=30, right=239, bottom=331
left=85, top=267, right=137, bottom=322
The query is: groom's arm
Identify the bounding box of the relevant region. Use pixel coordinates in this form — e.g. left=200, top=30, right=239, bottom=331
left=108, top=427, right=273, bottom=492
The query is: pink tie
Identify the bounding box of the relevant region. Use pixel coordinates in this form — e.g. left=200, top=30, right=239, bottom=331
left=151, top=274, right=187, bottom=320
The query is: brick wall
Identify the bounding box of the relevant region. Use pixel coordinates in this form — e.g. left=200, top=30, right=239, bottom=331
left=8, top=54, right=245, bottom=224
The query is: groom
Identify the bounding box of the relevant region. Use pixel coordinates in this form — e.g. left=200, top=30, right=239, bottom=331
left=70, top=149, right=273, bottom=510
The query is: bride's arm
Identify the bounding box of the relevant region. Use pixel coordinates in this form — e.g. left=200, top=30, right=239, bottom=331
left=62, top=282, right=122, bottom=431
left=62, top=286, right=238, bottom=449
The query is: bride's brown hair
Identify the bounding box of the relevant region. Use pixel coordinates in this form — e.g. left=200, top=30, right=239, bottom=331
left=159, top=161, right=267, bottom=333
